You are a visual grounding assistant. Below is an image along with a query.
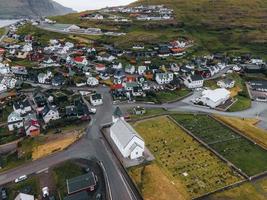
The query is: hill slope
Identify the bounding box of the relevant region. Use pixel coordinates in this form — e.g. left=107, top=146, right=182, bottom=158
left=51, top=0, right=267, bottom=58
left=0, top=0, right=74, bottom=19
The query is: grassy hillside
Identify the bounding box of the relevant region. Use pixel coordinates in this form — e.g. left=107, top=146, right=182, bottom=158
left=133, top=0, right=267, bottom=58
left=51, top=0, right=267, bottom=58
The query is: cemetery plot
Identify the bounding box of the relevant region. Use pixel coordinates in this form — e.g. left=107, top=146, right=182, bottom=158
left=133, top=116, right=242, bottom=199
left=171, top=114, right=267, bottom=176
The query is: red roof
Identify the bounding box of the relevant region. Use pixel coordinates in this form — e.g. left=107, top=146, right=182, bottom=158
left=74, top=56, right=85, bottom=63
left=111, top=84, right=123, bottom=90
left=0, top=48, right=5, bottom=53
left=170, top=48, right=185, bottom=53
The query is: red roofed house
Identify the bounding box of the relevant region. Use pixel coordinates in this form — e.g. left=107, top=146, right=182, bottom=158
left=74, top=56, right=88, bottom=66
left=111, top=83, right=123, bottom=91
left=24, top=113, right=40, bottom=137
left=95, top=63, right=106, bottom=72
left=0, top=48, right=5, bottom=55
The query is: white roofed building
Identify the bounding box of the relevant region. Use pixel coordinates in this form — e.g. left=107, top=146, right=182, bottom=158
left=15, top=193, right=34, bottom=200
left=200, top=88, right=231, bottom=108
left=110, top=107, right=145, bottom=160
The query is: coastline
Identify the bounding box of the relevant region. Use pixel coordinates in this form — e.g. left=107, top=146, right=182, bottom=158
left=0, top=19, right=19, bottom=28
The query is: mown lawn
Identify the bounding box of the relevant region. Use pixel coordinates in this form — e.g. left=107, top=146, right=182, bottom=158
left=214, top=116, right=267, bottom=149
left=171, top=114, right=267, bottom=176
left=128, top=164, right=190, bottom=200
left=136, top=89, right=191, bottom=104
left=133, top=116, right=242, bottom=198
left=208, top=177, right=267, bottom=200
left=228, top=95, right=251, bottom=112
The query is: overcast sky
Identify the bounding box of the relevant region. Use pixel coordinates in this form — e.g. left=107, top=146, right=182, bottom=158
left=54, top=0, right=136, bottom=11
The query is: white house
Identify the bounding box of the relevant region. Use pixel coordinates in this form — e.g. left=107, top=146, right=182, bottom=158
left=110, top=117, right=145, bottom=160
left=38, top=71, right=52, bottom=84
left=42, top=105, right=60, bottom=124
left=125, top=65, right=135, bottom=74
left=15, top=193, right=34, bottom=200
left=0, top=83, right=7, bottom=93
left=87, top=77, right=99, bottom=87
left=155, top=73, right=174, bottom=85
left=0, top=64, right=10, bottom=75
left=217, top=79, right=235, bottom=89
left=0, top=76, right=17, bottom=89
left=7, top=111, right=23, bottom=131
left=90, top=93, right=103, bottom=106
left=183, top=75, right=204, bottom=89
left=138, top=66, right=147, bottom=75
left=97, top=54, right=115, bottom=62
left=200, top=88, right=231, bottom=108
left=64, top=24, right=81, bottom=32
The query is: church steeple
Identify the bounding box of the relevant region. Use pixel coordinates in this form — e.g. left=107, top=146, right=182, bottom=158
left=112, top=106, right=123, bottom=123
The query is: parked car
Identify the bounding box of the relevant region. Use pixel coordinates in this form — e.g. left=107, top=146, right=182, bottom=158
left=0, top=187, right=7, bottom=199
left=89, top=108, right=97, bottom=114
left=96, top=193, right=102, bottom=200
left=42, top=187, right=49, bottom=197
left=15, top=175, right=27, bottom=183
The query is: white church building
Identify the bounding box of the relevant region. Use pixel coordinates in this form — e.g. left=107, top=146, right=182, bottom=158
left=110, top=107, right=145, bottom=160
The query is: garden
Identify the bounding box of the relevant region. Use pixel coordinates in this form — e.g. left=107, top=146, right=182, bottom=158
left=133, top=116, right=242, bottom=199
left=171, top=114, right=267, bottom=176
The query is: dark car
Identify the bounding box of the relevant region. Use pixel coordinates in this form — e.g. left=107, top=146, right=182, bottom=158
left=0, top=187, right=7, bottom=199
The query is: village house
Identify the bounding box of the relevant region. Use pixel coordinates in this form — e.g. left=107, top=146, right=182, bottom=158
left=0, top=83, right=7, bottom=93
left=42, top=105, right=60, bottom=124
left=217, top=79, right=235, bottom=89
left=74, top=56, right=88, bottom=66
left=200, top=88, right=231, bottom=108
left=15, top=193, right=34, bottom=200
left=64, top=24, right=81, bottom=32
left=183, top=74, right=204, bottom=89
left=155, top=72, right=174, bottom=85
left=137, top=66, right=147, bottom=75
left=0, top=76, right=17, bottom=89
left=125, top=65, right=135, bottom=74
left=38, top=71, right=52, bottom=84
left=13, top=98, right=32, bottom=115
left=7, top=111, right=24, bottom=131
left=87, top=76, right=99, bottom=87
left=90, top=93, right=103, bottom=106
left=24, top=113, right=40, bottom=137
left=110, top=108, right=145, bottom=160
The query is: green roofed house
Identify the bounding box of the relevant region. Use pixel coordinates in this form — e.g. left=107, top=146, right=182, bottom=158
left=66, top=172, right=97, bottom=195
left=64, top=191, right=90, bottom=200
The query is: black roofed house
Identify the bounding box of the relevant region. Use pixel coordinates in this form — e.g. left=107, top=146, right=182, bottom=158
left=13, top=98, right=31, bottom=115
left=243, top=64, right=265, bottom=73
left=33, top=92, right=47, bottom=111
left=66, top=172, right=97, bottom=195
left=42, top=105, right=60, bottom=124
left=183, top=74, right=204, bottom=89
left=89, top=93, right=103, bottom=106
left=52, top=75, right=65, bottom=86
left=65, top=105, right=78, bottom=117
left=158, top=44, right=170, bottom=57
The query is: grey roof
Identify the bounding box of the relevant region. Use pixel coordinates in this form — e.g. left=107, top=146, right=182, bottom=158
left=67, top=172, right=96, bottom=194
left=111, top=118, right=143, bottom=148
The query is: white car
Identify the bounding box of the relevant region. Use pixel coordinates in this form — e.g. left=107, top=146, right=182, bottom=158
left=15, top=175, right=27, bottom=183
left=42, top=187, right=49, bottom=197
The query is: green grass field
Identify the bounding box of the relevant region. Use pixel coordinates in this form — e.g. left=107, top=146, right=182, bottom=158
left=171, top=114, right=267, bottom=176
left=136, top=89, right=191, bottom=104
left=133, top=116, right=242, bottom=198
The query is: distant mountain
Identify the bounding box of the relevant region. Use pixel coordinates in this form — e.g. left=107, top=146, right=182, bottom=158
left=0, top=0, right=75, bottom=19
